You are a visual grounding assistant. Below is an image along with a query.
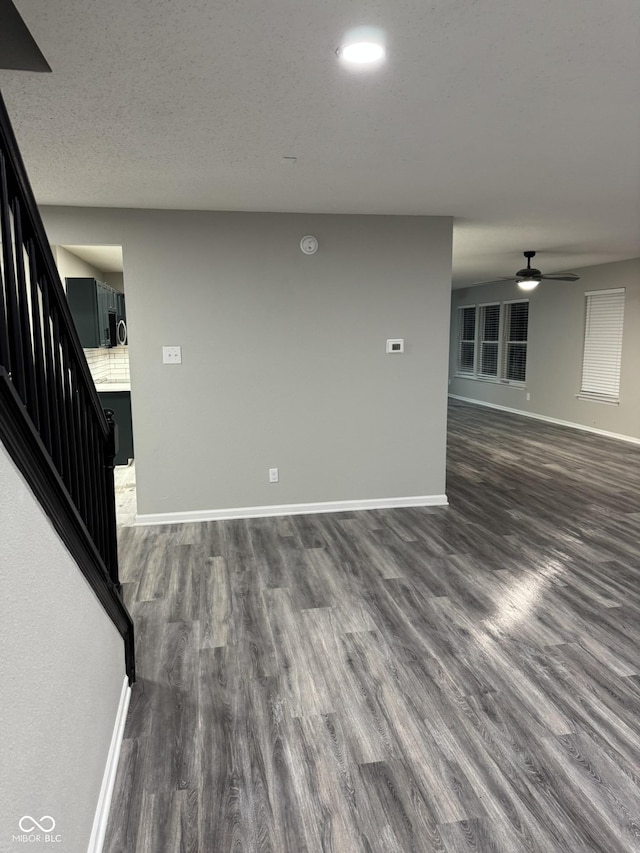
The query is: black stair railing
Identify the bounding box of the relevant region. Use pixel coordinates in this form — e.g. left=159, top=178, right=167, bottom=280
left=0, top=93, right=134, bottom=683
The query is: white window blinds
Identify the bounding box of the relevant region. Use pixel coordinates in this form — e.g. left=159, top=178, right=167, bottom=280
left=455, top=299, right=529, bottom=384
left=502, top=301, right=528, bottom=383
left=479, top=304, right=500, bottom=377
left=580, top=288, right=625, bottom=402
left=456, top=306, right=476, bottom=374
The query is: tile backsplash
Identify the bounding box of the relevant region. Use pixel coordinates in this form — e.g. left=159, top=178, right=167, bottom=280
left=85, top=346, right=130, bottom=385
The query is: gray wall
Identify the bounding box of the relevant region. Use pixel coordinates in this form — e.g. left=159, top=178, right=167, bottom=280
left=51, top=244, right=106, bottom=288
left=449, top=258, right=640, bottom=439
left=103, top=271, right=125, bottom=293
left=50, top=247, right=125, bottom=292
left=0, top=442, right=125, bottom=853
left=42, top=208, right=453, bottom=517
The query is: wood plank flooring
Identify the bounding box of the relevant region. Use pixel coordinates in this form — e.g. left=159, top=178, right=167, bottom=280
left=104, top=401, right=640, bottom=852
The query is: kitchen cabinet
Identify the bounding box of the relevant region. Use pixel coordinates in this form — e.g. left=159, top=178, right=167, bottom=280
left=116, top=291, right=126, bottom=323
left=116, top=291, right=127, bottom=343
left=97, top=390, right=134, bottom=465
left=66, top=277, right=125, bottom=348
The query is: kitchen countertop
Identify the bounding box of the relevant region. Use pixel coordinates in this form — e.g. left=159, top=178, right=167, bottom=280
left=95, top=383, right=131, bottom=393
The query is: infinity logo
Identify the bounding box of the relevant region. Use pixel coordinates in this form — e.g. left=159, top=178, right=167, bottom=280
left=19, top=816, right=56, bottom=833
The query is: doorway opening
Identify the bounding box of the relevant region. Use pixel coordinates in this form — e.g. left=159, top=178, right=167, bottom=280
left=52, top=243, right=137, bottom=526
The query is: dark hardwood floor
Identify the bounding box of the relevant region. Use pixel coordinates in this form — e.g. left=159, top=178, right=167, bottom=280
left=104, top=400, right=640, bottom=852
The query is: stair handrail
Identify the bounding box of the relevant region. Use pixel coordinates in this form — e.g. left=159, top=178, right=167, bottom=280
left=0, top=91, right=134, bottom=682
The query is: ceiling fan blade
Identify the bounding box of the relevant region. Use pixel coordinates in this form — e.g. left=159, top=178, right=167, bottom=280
left=0, top=0, right=51, bottom=72
left=470, top=276, right=516, bottom=285
left=540, top=274, right=580, bottom=281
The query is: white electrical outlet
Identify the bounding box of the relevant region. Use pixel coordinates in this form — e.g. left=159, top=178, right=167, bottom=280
left=162, top=346, right=182, bottom=364
left=526, top=392, right=531, bottom=401
left=269, top=468, right=279, bottom=483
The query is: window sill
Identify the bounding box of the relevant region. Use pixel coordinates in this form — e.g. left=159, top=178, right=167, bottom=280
left=454, top=374, right=526, bottom=388
left=576, top=394, right=620, bottom=406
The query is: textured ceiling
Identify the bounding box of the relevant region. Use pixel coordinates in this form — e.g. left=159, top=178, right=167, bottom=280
left=1, top=0, right=639, bottom=286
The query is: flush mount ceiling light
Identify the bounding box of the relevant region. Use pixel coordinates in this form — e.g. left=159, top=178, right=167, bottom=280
left=340, top=41, right=385, bottom=64
left=338, top=27, right=386, bottom=67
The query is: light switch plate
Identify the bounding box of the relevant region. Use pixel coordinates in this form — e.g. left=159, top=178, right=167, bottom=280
left=163, top=346, right=182, bottom=364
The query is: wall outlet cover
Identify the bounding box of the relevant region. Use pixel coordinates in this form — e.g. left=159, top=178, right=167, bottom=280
left=163, top=346, right=182, bottom=364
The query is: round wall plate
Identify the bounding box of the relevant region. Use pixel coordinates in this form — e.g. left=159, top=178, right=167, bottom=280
left=300, top=235, right=318, bottom=255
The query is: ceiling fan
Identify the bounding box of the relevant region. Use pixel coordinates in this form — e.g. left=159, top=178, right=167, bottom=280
left=501, top=251, right=580, bottom=291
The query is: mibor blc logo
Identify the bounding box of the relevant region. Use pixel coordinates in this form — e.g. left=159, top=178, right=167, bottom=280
left=12, top=815, right=62, bottom=844
left=19, top=818, right=55, bottom=833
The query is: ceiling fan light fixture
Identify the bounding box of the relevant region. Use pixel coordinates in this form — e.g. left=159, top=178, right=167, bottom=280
left=518, top=278, right=540, bottom=291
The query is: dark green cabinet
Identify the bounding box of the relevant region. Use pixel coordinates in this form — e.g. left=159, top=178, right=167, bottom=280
left=98, top=391, right=134, bottom=465
left=116, top=291, right=126, bottom=323
left=66, top=277, right=124, bottom=348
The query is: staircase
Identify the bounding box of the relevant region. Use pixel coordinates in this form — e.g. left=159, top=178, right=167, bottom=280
left=0, top=92, right=134, bottom=682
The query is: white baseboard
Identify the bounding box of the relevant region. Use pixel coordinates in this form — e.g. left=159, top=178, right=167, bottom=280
left=135, top=493, right=449, bottom=526
left=87, top=676, right=131, bottom=853
left=449, top=394, right=640, bottom=445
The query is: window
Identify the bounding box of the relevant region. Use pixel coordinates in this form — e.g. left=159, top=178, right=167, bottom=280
left=503, top=301, right=529, bottom=383
left=455, top=299, right=528, bottom=384
left=580, top=288, right=625, bottom=403
left=456, top=306, right=476, bottom=375
left=479, top=304, right=500, bottom=377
